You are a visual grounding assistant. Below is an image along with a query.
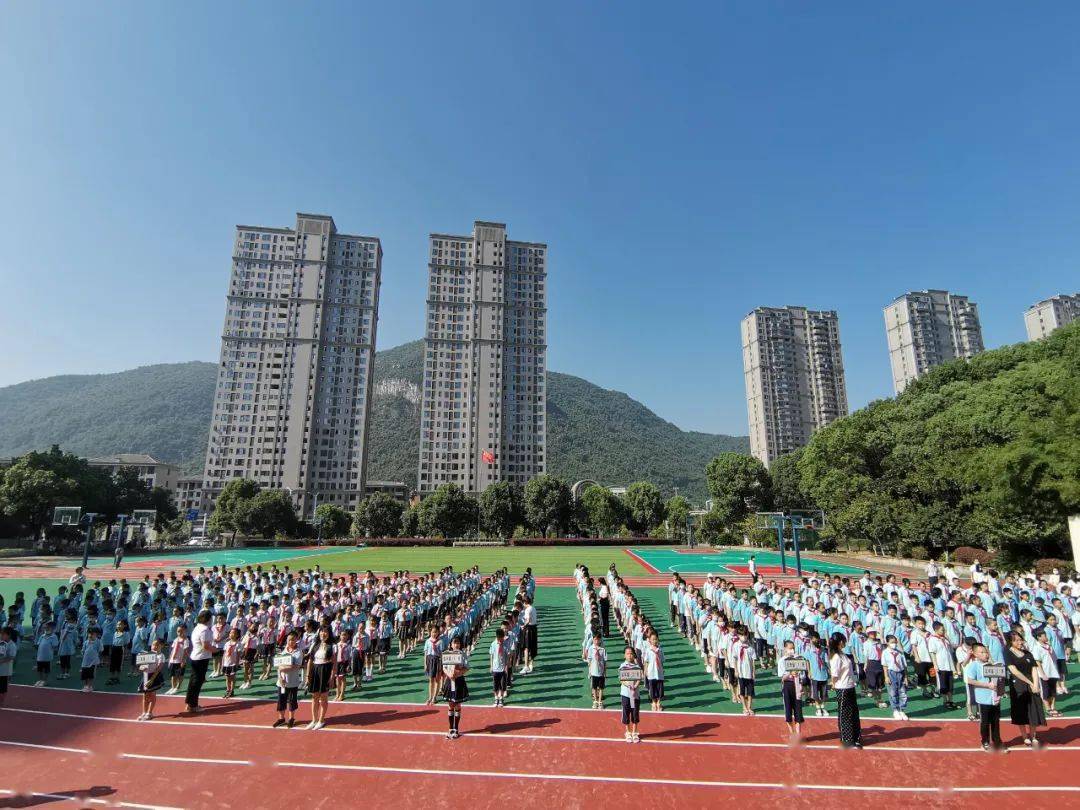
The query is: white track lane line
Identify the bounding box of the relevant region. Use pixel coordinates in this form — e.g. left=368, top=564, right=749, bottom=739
left=121, top=752, right=251, bottom=766
left=275, top=761, right=1080, bottom=793
left=3, top=706, right=1077, bottom=755
left=0, top=739, right=90, bottom=754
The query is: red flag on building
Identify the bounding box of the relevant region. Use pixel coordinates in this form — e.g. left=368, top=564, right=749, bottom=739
left=482, top=450, right=495, bottom=464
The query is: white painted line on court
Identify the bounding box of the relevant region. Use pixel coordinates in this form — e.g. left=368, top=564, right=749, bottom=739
left=16, top=682, right=1080, bottom=723
left=121, top=752, right=251, bottom=766
left=275, top=761, right=1080, bottom=793
left=3, top=706, right=1077, bottom=755
left=117, top=803, right=186, bottom=810
left=0, top=739, right=91, bottom=754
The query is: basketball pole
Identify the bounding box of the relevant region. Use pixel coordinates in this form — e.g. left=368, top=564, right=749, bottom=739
left=777, top=517, right=787, bottom=574
left=80, top=512, right=99, bottom=569
left=792, top=519, right=803, bottom=578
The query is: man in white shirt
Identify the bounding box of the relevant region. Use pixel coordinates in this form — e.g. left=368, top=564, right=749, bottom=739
left=185, top=610, right=215, bottom=713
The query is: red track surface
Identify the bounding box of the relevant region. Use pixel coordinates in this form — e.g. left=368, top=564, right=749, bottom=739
left=1, top=685, right=1078, bottom=809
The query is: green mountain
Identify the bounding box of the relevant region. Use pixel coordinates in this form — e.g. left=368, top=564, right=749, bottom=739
left=0, top=341, right=747, bottom=503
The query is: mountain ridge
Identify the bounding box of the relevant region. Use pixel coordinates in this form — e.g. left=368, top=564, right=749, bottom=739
left=0, top=341, right=748, bottom=503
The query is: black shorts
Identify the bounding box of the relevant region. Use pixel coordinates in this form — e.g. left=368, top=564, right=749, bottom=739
left=915, top=662, right=932, bottom=685
left=378, top=638, right=391, bottom=655
left=937, top=670, right=953, bottom=693
left=1042, top=678, right=1058, bottom=700
left=492, top=671, right=507, bottom=692
left=36, top=661, right=51, bottom=675
left=621, top=695, right=640, bottom=724
left=738, top=677, right=755, bottom=697
left=865, top=662, right=884, bottom=690
left=169, top=663, right=185, bottom=678
left=425, top=654, right=441, bottom=679
left=80, top=666, right=95, bottom=681
left=590, top=675, right=605, bottom=690
left=782, top=680, right=804, bottom=723
left=276, top=686, right=299, bottom=712
left=223, top=665, right=237, bottom=676
left=244, top=649, right=257, bottom=663
left=335, top=662, right=349, bottom=676
left=0, top=675, right=8, bottom=694
left=647, top=679, right=665, bottom=700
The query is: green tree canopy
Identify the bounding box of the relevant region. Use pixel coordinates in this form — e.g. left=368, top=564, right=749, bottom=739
left=314, top=503, right=352, bottom=539
left=207, top=478, right=260, bottom=542
left=622, top=481, right=665, bottom=534
left=478, top=481, right=522, bottom=538
left=580, top=484, right=624, bottom=537
left=665, top=495, right=691, bottom=540
left=523, top=474, right=572, bottom=537
left=353, top=492, right=406, bottom=538
left=417, top=484, right=477, bottom=538
left=246, top=490, right=297, bottom=538
left=704, top=452, right=772, bottom=527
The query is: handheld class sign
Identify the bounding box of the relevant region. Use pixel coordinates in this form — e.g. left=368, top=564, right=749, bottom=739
left=982, top=664, right=1007, bottom=679
left=441, top=649, right=466, bottom=677
left=619, top=664, right=644, bottom=684
left=782, top=657, right=809, bottom=673
left=135, top=652, right=163, bottom=667
left=274, top=654, right=296, bottom=669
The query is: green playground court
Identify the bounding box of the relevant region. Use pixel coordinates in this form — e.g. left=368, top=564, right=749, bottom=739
left=627, top=547, right=873, bottom=577
left=5, top=584, right=1077, bottom=720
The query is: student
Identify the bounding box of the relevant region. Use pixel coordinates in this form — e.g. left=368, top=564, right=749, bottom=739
left=239, top=623, right=258, bottom=690
left=137, top=638, right=166, bottom=721
left=306, top=626, right=334, bottom=730
left=956, top=636, right=978, bottom=721
left=829, top=632, right=862, bottom=749
left=333, top=629, right=353, bottom=702
left=34, top=621, right=59, bottom=687
left=130, top=615, right=151, bottom=677
left=442, top=636, right=469, bottom=740
left=643, top=632, right=665, bottom=712
left=0, top=626, right=16, bottom=707
left=424, top=626, right=442, bottom=705
left=586, top=632, right=608, bottom=709
left=57, top=611, right=78, bottom=680
left=928, top=621, right=957, bottom=710
left=807, top=634, right=830, bottom=718
left=1005, top=632, right=1045, bottom=748
left=520, top=596, right=538, bottom=674
left=80, top=628, right=104, bottom=692
left=731, top=627, right=756, bottom=716
left=489, top=628, right=509, bottom=707
left=777, top=640, right=806, bottom=740
left=618, top=646, right=641, bottom=743
left=862, top=629, right=888, bottom=709
left=273, top=631, right=303, bottom=729
left=1031, top=629, right=1062, bottom=718
left=376, top=616, right=392, bottom=675
left=963, top=643, right=1006, bottom=752
left=210, top=614, right=228, bottom=678
left=222, top=628, right=240, bottom=698
left=108, top=619, right=131, bottom=685
left=166, top=624, right=190, bottom=695
left=882, top=634, right=909, bottom=720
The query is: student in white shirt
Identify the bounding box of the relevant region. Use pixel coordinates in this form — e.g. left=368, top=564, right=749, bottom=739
left=137, top=638, right=166, bottom=721
left=618, top=646, right=641, bottom=743
left=586, top=633, right=608, bottom=709
left=489, top=628, right=509, bottom=707
left=643, top=633, right=665, bottom=712
left=80, top=628, right=104, bottom=693
left=0, top=627, right=16, bottom=707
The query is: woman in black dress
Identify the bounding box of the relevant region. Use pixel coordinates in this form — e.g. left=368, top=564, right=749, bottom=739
left=306, top=626, right=334, bottom=731
left=1005, top=631, right=1045, bottom=747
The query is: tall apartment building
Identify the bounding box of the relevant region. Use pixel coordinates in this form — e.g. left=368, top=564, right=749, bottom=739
left=741, top=306, right=848, bottom=468
left=1024, top=294, right=1080, bottom=341
left=884, top=290, right=984, bottom=393
left=202, top=213, right=382, bottom=518
left=417, top=221, right=547, bottom=495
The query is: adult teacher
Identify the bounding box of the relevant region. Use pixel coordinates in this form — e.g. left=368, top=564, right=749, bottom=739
left=1005, top=631, right=1046, bottom=748
left=829, top=632, right=862, bottom=749
left=185, top=610, right=215, bottom=713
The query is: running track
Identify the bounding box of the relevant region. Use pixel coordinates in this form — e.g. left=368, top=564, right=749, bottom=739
left=1, top=686, right=1078, bottom=809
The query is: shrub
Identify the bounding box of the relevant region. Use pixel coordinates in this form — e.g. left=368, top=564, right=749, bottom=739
left=817, top=537, right=838, bottom=553
left=509, top=536, right=679, bottom=547
left=951, top=546, right=992, bottom=565
left=1032, top=558, right=1077, bottom=577
left=897, top=540, right=929, bottom=560
left=360, top=537, right=450, bottom=547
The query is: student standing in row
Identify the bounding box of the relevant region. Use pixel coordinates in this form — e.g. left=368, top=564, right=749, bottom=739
left=306, top=627, right=334, bottom=730
left=882, top=635, right=909, bottom=720
left=137, top=638, right=166, bottom=721
left=643, top=633, right=665, bottom=712
left=586, top=632, right=607, bottom=709
left=777, top=640, right=805, bottom=740
left=442, top=636, right=469, bottom=739
left=618, top=647, right=641, bottom=743
left=489, top=628, right=509, bottom=708
left=80, top=628, right=104, bottom=692
left=0, top=626, right=16, bottom=707
left=963, top=643, right=1006, bottom=752
left=424, top=626, right=442, bottom=705
left=273, top=632, right=303, bottom=729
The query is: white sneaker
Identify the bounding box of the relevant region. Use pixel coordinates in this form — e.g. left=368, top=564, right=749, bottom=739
left=305, top=721, right=316, bottom=730
left=624, top=732, right=632, bottom=743
left=892, top=710, right=901, bottom=720
left=34, top=680, right=45, bottom=687
left=312, top=721, right=325, bottom=730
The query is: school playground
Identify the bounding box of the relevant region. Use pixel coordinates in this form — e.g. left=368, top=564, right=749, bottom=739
left=2, top=545, right=1078, bottom=807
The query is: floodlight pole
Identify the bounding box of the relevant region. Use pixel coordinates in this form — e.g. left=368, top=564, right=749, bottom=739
left=777, top=517, right=787, bottom=574
left=80, top=512, right=99, bottom=569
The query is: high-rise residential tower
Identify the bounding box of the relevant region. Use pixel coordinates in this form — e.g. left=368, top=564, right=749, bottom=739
left=741, top=306, right=848, bottom=468
left=1024, top=294, right=1080, bottom=341
left=884, top=289, right=984, bottom=393
left=417, top=221, right=547, bottom=495
left=202, top=213, right=381, bottom=518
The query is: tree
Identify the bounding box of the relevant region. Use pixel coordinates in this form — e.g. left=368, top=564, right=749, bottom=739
left=148, top=486, right=179, bottom=531
left=400, top=503, right=421, bottom=537
left=696, top=509, right=728, bottom=545
left=314, top=503, right=352, bottom=540
left=417, top=484, right=476, bottom=538
left=770, top=450, right=813, bottom=512
left=523, top=474, right=572, bottom=537
left=580, top=484, right=624, bottom=537
left=665, top=495, right=691, bottom=540
left=622, top=481, right=665, bottom=534
left=207, top=478, right=260, bottom=543
left=704, top=453, right=772, bottom=527
left=478, top=481, right=522, bottom=538
left=0, top=446, right=106, bottom=539
left=353, top=493, right=406, bottom=538
left=105, top=466, right=152, bottom=523
left=246, top=490, right=297, bottom=538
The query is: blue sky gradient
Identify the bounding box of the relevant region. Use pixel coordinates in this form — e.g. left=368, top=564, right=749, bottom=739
left=1, top=2, right=1078, bottom=435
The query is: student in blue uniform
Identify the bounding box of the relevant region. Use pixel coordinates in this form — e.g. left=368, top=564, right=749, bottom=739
left=442, top=635, right=469, bottom=740
left=424, top=626, right=442, bottom=705
left=33, top=621, right=59, bottom=687
left=0, top=626, right=16, bottom=708
left=963, top=643, right=1006, bottom=752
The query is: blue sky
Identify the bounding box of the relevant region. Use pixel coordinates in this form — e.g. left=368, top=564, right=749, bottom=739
left=2, top=2, right=1078, bottom=436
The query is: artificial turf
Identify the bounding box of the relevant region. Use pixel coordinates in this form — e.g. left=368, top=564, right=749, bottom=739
left=6, top=582, right=1078, bottom=720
